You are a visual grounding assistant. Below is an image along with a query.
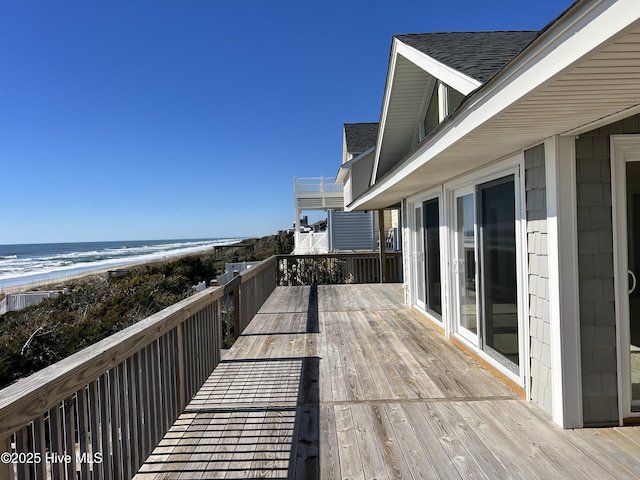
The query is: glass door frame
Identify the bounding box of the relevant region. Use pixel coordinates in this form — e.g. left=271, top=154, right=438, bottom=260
left=451, top=184, right=479, bottom=345
left=446, top=163, right=526, bottom=380
left=409, top=192, right=444, bottom=322
left=612, top=134, right=640, bottom=420
left=477, top=174, right=520, bottom=373
left=412, top=203, right=426, bottom=311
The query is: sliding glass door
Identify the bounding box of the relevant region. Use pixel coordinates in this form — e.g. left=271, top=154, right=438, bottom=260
left=413, top=198, right=443, bottom=317
left=453, top=187, right=478, bottom=343
left=478, top=176, right=519, bottom=371
left=452, top=174, right=520, bottom=372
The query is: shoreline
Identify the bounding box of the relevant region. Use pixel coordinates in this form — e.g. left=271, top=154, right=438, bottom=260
left=0, top=241, right=245, bottom=295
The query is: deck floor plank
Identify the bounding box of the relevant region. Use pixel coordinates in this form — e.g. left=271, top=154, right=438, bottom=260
left=319, top=406, right=341, bottom=480
left=135, top=284, right=640, bottom=480
left=383, top=402, right=454, bottom=479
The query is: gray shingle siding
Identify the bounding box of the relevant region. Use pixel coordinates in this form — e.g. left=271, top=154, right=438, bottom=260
left=575, top=114, right=640, bottom=425
left=526, top=144, right=553, bottom=417
left=395, top=31, right=539, bottom=84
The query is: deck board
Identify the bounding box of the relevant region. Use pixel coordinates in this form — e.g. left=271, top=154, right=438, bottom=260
left=135, top=284, right=640, bottom=479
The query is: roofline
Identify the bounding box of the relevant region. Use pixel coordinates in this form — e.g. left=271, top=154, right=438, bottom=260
left=369, top=36, right=486, bottom=186
left=351, top=0, right=639, bottom=210
left=394, top=39, right=482, bottom=95
left=336, top=146, right=376, bottom=182
left=370, top=37, right=400, bottom=187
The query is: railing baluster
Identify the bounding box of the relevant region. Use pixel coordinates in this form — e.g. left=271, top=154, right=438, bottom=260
left=32, top=417, right=46, bottom=480
left=14, top=426, right=31, bottom=480
left=160, top=333, right=171, bottom=435
left=139, top=346, right=150, bottom=462
left=87, top=379, right=102, bottom=480
left=62, top=395, right=77, bottom=479
left=76, top=386, right=90, bottom=480
left=176, top=323, right=186, bottom=412
left=127, top=354, right=141, bottom=473
left=117, top=362, right=130, bottom=480
left=97, top=374, right=111, bottom=480
left=150, top=341, right=162, bottom=449
left=48, top=403, right=64, bottom=480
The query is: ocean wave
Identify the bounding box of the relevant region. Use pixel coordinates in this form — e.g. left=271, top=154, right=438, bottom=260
left=0, top=238, right=242, bottom=285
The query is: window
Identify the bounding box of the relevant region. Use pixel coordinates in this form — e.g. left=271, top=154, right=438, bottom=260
left=446, top=87, right=465, bottom=118
left=422, top=86, right=439, bottom=139
left=420, top=81, right=466, bottom=141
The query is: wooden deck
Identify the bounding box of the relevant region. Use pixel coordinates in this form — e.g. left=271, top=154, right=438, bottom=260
left=135, top=284, right=640, bottom=479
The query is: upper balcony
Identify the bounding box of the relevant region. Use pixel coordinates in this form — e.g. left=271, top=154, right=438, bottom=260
left=294, top=177, right=344, bottom=211
left=1, top=253, right=639, bottom=479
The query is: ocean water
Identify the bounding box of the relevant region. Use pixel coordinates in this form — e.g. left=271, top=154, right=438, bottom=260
left=0, top=238, right=241, bottom=290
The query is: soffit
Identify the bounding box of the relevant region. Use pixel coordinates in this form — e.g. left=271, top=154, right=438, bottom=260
left=376, top=55, right=432, bottom=179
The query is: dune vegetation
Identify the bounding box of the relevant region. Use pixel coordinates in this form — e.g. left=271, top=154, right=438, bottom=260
left=0, top=231, right=293, bottom=389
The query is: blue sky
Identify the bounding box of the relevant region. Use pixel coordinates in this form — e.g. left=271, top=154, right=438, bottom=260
left=0, top=0, right=572, bottom=244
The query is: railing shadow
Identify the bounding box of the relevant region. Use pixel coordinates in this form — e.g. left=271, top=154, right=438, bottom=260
left=137, top=285, right=320, bottom=479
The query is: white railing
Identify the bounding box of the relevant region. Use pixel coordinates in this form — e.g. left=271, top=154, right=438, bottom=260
left=294, top=177, right=343, bottom=194
left=293, top=231, right=329, bottom=254
left=0, top=291, right=62, bottom=315
left=215, top=261, right=261, bottom=286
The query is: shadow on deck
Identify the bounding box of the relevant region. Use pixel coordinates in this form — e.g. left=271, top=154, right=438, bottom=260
left=135, top=284, right=640, bottom=479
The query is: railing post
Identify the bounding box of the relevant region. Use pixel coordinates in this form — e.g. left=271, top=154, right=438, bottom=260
left=176, top=323, right=186, bottom=411
left=378, top=209, right=387, bottom=283
left=233, top=271, right=241, bottom=338
left=0, top=435, right=12, bottom=480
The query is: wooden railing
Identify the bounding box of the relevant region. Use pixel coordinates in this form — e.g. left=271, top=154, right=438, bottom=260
left=276, top=252, right=403, bottom=285
left=0, top=284, right=226, bottom=480
left=0, top=252, right=396, bottom=479
left=222, top=257, right=278, bottom=343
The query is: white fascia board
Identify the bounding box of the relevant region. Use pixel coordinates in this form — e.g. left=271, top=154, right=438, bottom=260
left=370, top=39, right=481, bottom=186
left=336, top=166, right=348, bottom=184
left=352, top=0, right=640, bottom=211
left=395, top=40, right=481, bottom=95
left=371, top=39, right=400, bottom=187
left=337, top=146, right=376, bottom=182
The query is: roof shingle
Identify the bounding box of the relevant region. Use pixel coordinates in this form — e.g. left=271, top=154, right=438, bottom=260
left=344, top=123, right=379, bottom=155
left=395, top=31, right=539, bottom=84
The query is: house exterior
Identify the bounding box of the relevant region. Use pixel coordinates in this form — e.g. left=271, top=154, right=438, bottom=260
left=292, top=176, right=380, bottom=253
left=293, top=123, right=400, bottom=254
left=344, top=0, right=640, bottom=428
left=337, top=122, right=379, bottom=206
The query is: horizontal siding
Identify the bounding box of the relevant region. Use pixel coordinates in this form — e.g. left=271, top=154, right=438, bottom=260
left=329, top=211, right=375, bottom=251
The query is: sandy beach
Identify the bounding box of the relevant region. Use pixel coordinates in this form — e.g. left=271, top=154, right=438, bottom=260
left=0, top=249, right=220, bottom=295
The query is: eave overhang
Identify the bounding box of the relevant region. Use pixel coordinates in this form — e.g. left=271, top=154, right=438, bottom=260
left=336, top=146, right=376, bottom=183
left=371, top=38, right=482, bottom=186
left=350, top=0, right=640, bottom=211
